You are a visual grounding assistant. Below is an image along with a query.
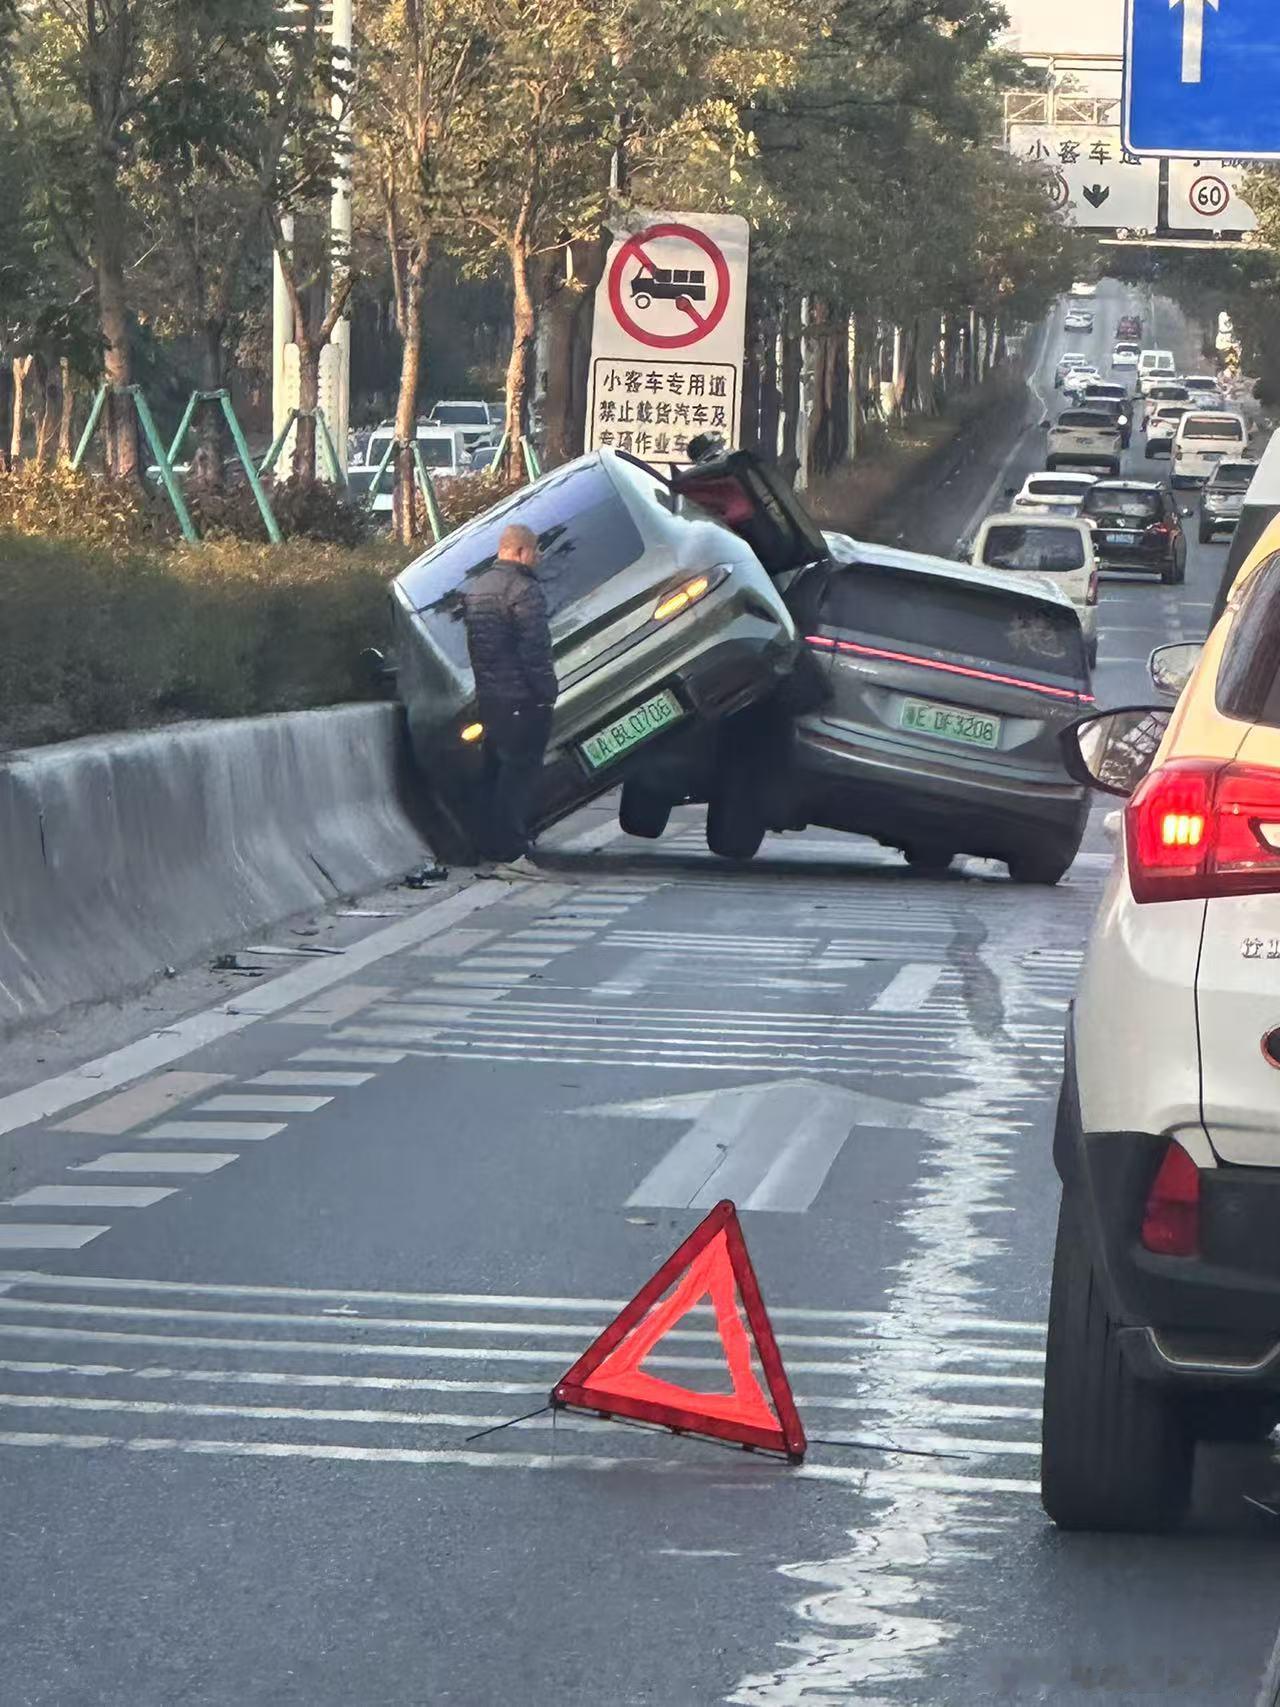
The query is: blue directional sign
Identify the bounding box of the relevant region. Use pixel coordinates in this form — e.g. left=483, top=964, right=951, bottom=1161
left=1125, top=0, right=1280, bottom=158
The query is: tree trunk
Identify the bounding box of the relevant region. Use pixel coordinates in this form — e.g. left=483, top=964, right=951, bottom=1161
left=9, top=356, right=31, bottom=465
left=33, top=357, right=57, bottom=466
left=741, top=295, right=765, bottom=454
left=293, top=339, right=320, bottom=484
left=890, top=325, right=907, bottom=419
left=914, top=318, right=938, bottom=418
left=541, top=238, right=606, bottom=469
left=392, top=247, right=428, bottom=545
left=58, top=360, right=76, bottom=464
left=757, top=315, right=781, bottom=462
left=193, top=322, right=229, bottom=492
left=93, top=163, right=138, bottom=479
left=503, top=239, right=537, bottom=482
left=778, top=297, right=803, bottom=485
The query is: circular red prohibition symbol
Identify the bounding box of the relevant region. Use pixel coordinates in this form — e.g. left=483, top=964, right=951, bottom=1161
left=1189, top=174, right=1230, bottom=218
left=607, top=222, right=732, bottom=350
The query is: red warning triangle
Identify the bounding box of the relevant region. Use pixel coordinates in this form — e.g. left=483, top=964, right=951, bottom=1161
left=552, top=1201, right=806, bottom=1462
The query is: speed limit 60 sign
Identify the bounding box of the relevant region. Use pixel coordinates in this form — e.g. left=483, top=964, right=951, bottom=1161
left=587, top=210, right=749, bottom=470
left=1166, top=159, right=1258, bottom=232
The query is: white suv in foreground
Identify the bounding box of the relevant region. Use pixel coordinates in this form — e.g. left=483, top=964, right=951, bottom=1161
left=1044, top=566, right=1280, bottom=1531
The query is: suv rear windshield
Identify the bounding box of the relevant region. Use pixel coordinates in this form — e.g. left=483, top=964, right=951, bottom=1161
left=1058, top=411, right=1114, bottom=428
left=1026, top=478, right=1092, bottom=497
left=981, top=525, right=1086, bottom=572
left=1084, top=385, right=1126, bottom=400
left=397, top=462, right=645, bottom=654
left=1184, top=376, right=1218, bottom=390
left=1180, top=416, right=1244, bottom=439
left=431, top=404, right=489, bottom=425
left=821, top=565, right=1088, bottom=682
left=1082, top=488, right=1162, bottom=520
left=1147, top=385, right=1189, bottom=401
left=369, top=434, right=458, bottom=469
left=1210, top=462, right=1255, bottom=488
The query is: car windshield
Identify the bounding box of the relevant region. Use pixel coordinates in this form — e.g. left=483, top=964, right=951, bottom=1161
left=1153, top=407, right=1189, bottom=424
left=1148, top=386, right=1188, bottom=401
left=980, top=525, right=1086, bottom=573
left=1084, top=386, right=1125, bottom=400
left=1181, top=416, right=1244, bottom=439
left=823, top=565, right=1088, bottom=683
left=417, top=439, right=461, bottom=467
left=1083, top=488, right=1162, bottom=520
left=397, top=460, right=645, bottom=660
left=1185, top=376, right=1217, bottom=390
left=1114, top=344, right=1140, bottom=356
left=1210, top=462, right=1255, bottom=488
left=432, top=404, right=489, bottom=425
left=1058, top=411, right=1113, bottom=428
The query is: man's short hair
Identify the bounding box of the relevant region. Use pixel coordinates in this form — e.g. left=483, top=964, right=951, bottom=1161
left=499, top=523, right=539, bottom=560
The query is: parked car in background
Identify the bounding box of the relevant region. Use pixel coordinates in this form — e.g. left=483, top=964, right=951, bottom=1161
left=1137, top=350, right=1178, bottom=393
left=462, top=442, right=502, bottom=474
left=1144, top=402, right=1191, bottom=459
left=1070, top=281, right=1097, bottom=300
left=1081, top=480, right=1187, bottom=583
left=1117, top=312, right=1143, bottom=341
left=427, top=401, right=504, bottom=449
left=1046, top=408, right=1122, bottom=475
left=967, top=513, right=1098, bottom=664
left=348, top=423, right=473, bottom=513
left=1112, top=342, right=1141, bottom=371
left=1141, top=382, right=1191, bottom=429
left=1010, top=472, right=1098, bottom=517
left=1171, top=410, right=1249, bottom=487
left=388, top=448, right=809, bottom=857
left=1056, top=353, right=1090, bottom=388
left=743, top=539, right=1094, bottom=883
left=1198, top=459, right=1256, bottom=542
left=1043, top=555, right=1280, bottom=1529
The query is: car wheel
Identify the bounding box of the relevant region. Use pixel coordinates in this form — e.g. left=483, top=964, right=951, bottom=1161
left=618, top=782, right=671, bottom=840
left=1087, top=635, right=1098, bottom=669
left=1107, top=460, right=1121, bottom=477
left=1006, top=839, right=1077, bottom=885
left=706, top=760, right=766, bottom=862
left=1161, top=557, right=1178, bottom=584
left=1198, top=519, right=1213, bottom=544
left=1144, top=444, right=1156, bottom=460
left=903, top=843, right=955, bottom=873
left=1041, top=1195, right=1193, bottom=1532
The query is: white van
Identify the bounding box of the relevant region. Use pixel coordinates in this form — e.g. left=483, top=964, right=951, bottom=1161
left=348, top=423, right=473, bottom=514
left=1171, top=410, right=1248, bottom=487
left=1137, top=350, right=1177, bottom=395
left=968, top=513, right=1098, bottom=663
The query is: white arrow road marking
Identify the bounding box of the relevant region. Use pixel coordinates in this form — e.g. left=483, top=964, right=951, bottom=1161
left=586, top=1078, right=942, bottom=1212
left=1172, top=0, right=1220, bottom=83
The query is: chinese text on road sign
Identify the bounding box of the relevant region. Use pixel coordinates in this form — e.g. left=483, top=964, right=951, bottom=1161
left=588, top=212, right=749, bottom=469
left=1007, top=125, right=1160, bottom=231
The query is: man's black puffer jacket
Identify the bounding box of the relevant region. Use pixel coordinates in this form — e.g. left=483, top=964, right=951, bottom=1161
left=462, top=557, right=558, bottom=709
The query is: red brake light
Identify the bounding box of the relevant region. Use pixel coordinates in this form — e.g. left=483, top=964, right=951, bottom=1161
left=1140, top=1141, right=1200, bottom=1258
left=1126, top=759, right=1280, bottom=902
left=1147, top=521, right=1172, bottom=537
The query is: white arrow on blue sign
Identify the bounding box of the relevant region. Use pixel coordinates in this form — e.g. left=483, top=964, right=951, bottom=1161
left=1125, top=0, right=1280, bottom=158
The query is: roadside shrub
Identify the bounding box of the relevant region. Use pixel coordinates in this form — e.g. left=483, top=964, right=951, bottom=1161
left=0, top=466, right=177, bottom=549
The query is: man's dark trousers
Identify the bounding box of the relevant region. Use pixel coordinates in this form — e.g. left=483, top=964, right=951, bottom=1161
left=478, top=701, right=553, bottom=861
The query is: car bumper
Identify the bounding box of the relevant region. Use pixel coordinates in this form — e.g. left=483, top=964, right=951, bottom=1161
left=1202, top=507, right=1241, bottom=531
left=1094, top=543, right=1170, bottom=572
left=1057, top=1019, right=1280, bottom=1391
left=789, top=720, right=1088, bottom=851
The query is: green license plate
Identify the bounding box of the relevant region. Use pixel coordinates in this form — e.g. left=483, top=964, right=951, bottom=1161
left=579, top=689, right=684, bottom=771
left=900, top=697, right=1002, bottom=750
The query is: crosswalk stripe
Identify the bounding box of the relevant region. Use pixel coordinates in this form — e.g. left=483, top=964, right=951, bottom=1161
left=195, top=1094, right=332, bottom=1115
left=248, top=1071, right=375, bottom=1088
left=70, top=1153, right=238, bottom=1175
left=145, top=1121, right=285, bottom=1141
left=0, top=1226, right=108, bottom=1249
left=5, top=1184, right=176, bottom=1209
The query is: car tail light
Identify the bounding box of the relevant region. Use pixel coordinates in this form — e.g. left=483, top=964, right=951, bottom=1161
left=652, top=564, right=728, bottom=624
left=460, top=722, right=484, bottom=744
left=1147, top=521, right=1172, bottom=537
left=1126, top=758, right=1280, bottom=902
left=1140, top=1141, right=1200, bottom=1257
left=803, top=637, right=1091, bottom=702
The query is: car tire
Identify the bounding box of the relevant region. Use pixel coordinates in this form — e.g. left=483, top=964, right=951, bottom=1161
left=1041, top=1196, right=1194, bottom=1532
left=1198, top=518, right=1213, bottom=544
left=618, top=783, right=671, bottom=840
left=903, top=843, right=955, bottom=873
left=706, top=760, right=766, bottom=862
left=1107, top=460, right=1121, bottom=477
left=1087, top=635, right=1098, bottom=669
left=1006, top=840, right=1077, bottom=885
left=1045, top=457, right=1058, bottom=472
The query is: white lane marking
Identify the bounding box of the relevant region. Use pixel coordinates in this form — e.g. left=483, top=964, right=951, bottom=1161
left=6, top=1185, right=176, bottom=1209
left=50, top=1073, right=230, bottom=1136
left=275, top=985, right=392, bottom=1027
left=459, top=956, right=555, bottom=970
left=0, top=1227, right=108, bottom=1249
left=144, top=1121, right=285, bottom=1141
left=290, top=1049, right=406, bottom=1065
left=0, top=1272, right=1045, bottom=1334
left=248, top=1071, right=374, bottom=1088
left=0, top=883, right=519, bottom=1139
left=421, top=971, right=521, bottom=987
left=411, top=929, right=499, bottom=959
left=0, top=1429, right=1040, bottom=1493
left=870, top=963, right=945, bottom=1013
left=194, top=1094, right=332, bottom=1115
left=71, top=1153, right=238, bottom=1175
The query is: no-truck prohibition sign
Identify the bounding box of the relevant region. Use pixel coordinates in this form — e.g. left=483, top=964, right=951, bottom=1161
left=606, top=223, right=732, bottom=351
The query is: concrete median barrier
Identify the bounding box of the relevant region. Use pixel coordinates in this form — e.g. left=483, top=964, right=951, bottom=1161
left=0, top=705, right=433, bottom=1033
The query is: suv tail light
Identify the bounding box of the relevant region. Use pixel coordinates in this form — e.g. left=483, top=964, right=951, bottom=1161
left=1140, top=1141, right=1200, bottom=1257
left=1147, top=521, right=1172, bottom=537
left=1126, top=758, right=1280, bottom=902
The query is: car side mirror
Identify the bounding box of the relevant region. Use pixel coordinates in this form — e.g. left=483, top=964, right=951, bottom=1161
left=1039, top=418, right=1050, bottom=430
left=360, top=646, right=397, bottom=693
left=1062, top=706, right=1173, bottom=797
left=1003, top=486, right=1016, bottom=498
left=1148, top=641, right=1201, bottom=700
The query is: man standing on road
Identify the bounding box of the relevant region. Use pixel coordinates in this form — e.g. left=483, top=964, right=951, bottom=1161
left=462, top=522, right=558, bottom=879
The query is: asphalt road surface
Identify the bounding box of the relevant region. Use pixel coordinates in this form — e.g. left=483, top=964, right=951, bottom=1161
left=3, top=285, right=1278, bottom=1707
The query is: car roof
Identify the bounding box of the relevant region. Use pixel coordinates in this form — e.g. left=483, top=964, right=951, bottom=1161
left=1086, top=479, right=1164, bottom=493
left=821, top=533, right=1075, bottom=611
left=1022, top=472, right=1096, bottom=486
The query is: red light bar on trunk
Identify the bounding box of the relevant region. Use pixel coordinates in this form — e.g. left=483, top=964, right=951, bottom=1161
left=805, top=636, right=1092, bottom=703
